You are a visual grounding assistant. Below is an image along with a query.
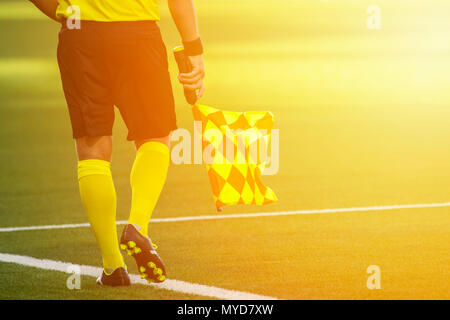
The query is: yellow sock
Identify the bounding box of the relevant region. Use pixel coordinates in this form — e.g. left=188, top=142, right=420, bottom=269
left=128, top=141, right=170, bottom=237
left=78, top=159, right=124, bottom=271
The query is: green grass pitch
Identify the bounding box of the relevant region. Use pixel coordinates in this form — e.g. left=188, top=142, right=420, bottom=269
left=0, top=0, right=449, bottom=299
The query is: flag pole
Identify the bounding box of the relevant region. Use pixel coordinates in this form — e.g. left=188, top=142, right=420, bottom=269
left=173, top=46, right=198, bottom=106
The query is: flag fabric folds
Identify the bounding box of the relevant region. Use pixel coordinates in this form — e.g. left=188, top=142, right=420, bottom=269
left=192, top=104, right=277, bottom=211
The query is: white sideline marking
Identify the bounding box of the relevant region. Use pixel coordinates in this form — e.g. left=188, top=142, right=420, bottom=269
left=0, top=202, right=449, bottom=233
left=0, top=253, right=277, bottom=300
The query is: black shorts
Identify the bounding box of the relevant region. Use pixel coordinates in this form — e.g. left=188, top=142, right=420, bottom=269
left=57, top=20, right=177, bottom=141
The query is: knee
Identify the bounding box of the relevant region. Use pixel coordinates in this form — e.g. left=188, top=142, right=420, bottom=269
left=135, top=135, right=170, bottom=150
left=76, top=136, right=112, bottom=161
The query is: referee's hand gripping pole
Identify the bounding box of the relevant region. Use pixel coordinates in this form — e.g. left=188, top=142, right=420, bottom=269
left=173, top=46, right=199, bottom=105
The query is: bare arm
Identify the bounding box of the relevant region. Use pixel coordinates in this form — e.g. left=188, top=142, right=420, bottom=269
left=168, top=0, right=205, bottom=98
left=29, top=0, right=60, bottom=22
left=168, top=0, right=200, bottom=42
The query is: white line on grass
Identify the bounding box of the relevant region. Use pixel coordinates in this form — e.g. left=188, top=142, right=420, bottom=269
left=0, top=252, right=277, bottom=300
left=1, top=202, right=449, bottom=233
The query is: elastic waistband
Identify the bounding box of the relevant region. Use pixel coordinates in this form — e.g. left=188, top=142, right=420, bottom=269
left=60, top=19, right=158, bottom=31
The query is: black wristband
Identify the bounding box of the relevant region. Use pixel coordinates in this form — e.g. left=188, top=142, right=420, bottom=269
left=182, top=37, right=203, bottom=56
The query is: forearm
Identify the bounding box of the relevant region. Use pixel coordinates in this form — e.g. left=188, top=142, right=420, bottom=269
left=29, top=0, right=60, bottom=22
left=168, top=0, right=200, bottom=42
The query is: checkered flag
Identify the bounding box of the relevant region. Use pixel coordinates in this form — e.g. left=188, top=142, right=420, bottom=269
left=192, top=104, right=277, bottom=211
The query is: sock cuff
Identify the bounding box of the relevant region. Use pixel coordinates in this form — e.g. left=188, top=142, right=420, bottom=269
left=137, top=141, right=169, bottom=156
left=78, top=159, right=111, bottom=180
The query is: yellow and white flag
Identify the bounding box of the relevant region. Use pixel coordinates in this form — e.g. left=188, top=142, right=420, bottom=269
left=192, top=104, right=277, bottom=211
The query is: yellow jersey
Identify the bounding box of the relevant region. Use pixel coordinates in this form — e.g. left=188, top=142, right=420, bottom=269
left=56, top=0, right=160, bottom=22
